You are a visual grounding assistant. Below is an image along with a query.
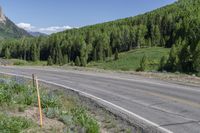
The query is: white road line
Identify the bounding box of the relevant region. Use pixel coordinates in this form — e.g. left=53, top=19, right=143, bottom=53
left=0, top=71, right=173, bottom=133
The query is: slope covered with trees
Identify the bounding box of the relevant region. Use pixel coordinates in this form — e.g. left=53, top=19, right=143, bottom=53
left=0, top=0, right=200, bottom=74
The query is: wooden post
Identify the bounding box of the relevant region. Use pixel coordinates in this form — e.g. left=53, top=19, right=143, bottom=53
left=35, top=76, right=43, bottom=127
left=32, top=74, right=35, bottom=87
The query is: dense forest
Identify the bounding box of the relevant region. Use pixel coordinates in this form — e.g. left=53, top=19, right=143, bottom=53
left=0, top=0, right=200, bottom=74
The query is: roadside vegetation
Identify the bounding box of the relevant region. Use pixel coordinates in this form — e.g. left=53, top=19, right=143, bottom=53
left=0, top=79, right=100, bottom=133
left=0, top=75, right=135, bottom=133
left=11, top=59, right=46, bottom=66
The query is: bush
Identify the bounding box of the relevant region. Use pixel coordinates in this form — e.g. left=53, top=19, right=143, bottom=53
left=63, top=55, right=69, bottom=65
left=59, top=115, right=73, bottom=125
left=41, top=92, right=61, bottom=108
left=81, top=57, right=87, bottom=67
left=159, top=56, right=168, bottom=71
left=44, top=107, right=60, bottom=119
left=13, top=60, right=26, bottom=66
left=71, top=108, right=100, bottom=133
left=75, top=56, right=81, bottom=66
left=138, top=55, right=148, bottom=71
left=114, top=49, right=119, bottom=60
left=47, top=56, right=53, bottom=66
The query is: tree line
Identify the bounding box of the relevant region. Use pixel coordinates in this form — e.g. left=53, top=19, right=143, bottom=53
left=0, top=0, right=200, bottom=74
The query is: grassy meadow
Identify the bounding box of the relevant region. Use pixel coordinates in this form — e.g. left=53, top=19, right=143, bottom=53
left=88, top=47, right=170, bottom=71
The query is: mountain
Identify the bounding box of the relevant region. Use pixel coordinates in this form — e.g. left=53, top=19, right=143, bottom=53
left=1, top=0, right=200, bottom=73
left=28, top=31, right=47, bottom=37
left=0, top=6, right=31, bottom=39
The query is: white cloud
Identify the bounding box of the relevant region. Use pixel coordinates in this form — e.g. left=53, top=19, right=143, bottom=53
left=17, top=22, right=74, bottom=35
left=17, top=23, right=35, bottom=31
left=38, top=26, right=73, bottom=34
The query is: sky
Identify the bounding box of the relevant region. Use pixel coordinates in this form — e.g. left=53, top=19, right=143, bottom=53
left=0, top=0, right=176, bottom=34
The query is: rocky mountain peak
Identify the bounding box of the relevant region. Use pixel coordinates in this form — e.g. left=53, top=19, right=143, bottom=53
left=0, top=6, right=6, bottom=23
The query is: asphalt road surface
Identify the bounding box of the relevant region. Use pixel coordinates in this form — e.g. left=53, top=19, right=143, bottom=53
left=1, top=66, right=200, bottom=133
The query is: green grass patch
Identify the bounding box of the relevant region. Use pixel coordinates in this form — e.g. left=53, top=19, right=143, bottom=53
left=0, top=113, right=34, bottom=132
left=10, top=59, right=47, bottom=66
left=88, top=47, right=170, bottom=71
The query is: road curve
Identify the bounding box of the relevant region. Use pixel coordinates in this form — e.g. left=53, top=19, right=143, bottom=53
left=1, top=66, right=200, bottom=133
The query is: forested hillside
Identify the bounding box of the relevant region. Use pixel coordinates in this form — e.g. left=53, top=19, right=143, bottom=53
left=0, top=0, right=200, bottom=74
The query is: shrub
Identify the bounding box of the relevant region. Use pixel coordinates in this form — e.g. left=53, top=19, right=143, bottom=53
left=159, top=56, right=168, bottom=71
left=63, top=55, right=69, bottom=65
left=75, top=56, right=81, bottom=66
left=13, top=60, right=26, bottom=66
left=71, top=108, right=100, bottom=133
left=47, top=56, right=53, bottom=66
left=81, top=57, right=87, bottom=67
left=114, top=49, right=119, bottom=60
left=41, top=92, right=61, bottom=108
left=59, top=115, right=73, bottom=125
left=44, top=107, right=60, bottom=119
left=138, top=55, right=148, bottom=71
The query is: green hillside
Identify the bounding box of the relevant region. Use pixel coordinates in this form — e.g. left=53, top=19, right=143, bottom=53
left=0, top=0, right=200, bottom=74
left=88, top=47, right=170, bottom=71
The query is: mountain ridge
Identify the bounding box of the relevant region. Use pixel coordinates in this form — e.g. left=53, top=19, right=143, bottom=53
left=28, top=31, right=47, bottom=37
left=0, top=6, right=31, bottom=39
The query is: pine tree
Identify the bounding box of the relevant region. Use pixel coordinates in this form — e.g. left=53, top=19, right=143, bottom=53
left=5, top=47, right=10, bottom=59
left=30, top=43, right=38, bottom=62
left=114, top=49, right=119, bottom=60
left=179, top=43, right=192, bottom=72
left=136, top=25, right=147, bottom=48
left=159, top=56, right=167, bottom=71
left=153, top=25, right=161, bottom=46
left=168, top=45, right=179, bottom=71
left=81, top=57, right=87, bottom=67
left=93, top=48, right=97, bottom=61
left=193, top=42, right=200, bottom=73
left=139, top=55, right=148, bottom=71
left=98, top=47, right=103, bottom=61
left=47, top=56, right=53, bottom=66
left=63, top=54, right=69, bottom=65
left=75, top=56, right=81, bottom=66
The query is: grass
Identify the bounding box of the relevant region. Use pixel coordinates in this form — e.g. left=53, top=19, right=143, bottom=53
left=0, top=113, right=34, bottom=132
left=88, top=47, right=170, bottom=71
left=10, top=59, right=47, bottom=66
left=0, top=79, right=100, bottom=133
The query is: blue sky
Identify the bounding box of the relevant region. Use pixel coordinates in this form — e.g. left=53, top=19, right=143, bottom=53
left=0, top=0, right=176, bottom=34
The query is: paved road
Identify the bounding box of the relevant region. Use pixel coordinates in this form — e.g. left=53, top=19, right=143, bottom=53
left=1, top=66, right=200, bottom=133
